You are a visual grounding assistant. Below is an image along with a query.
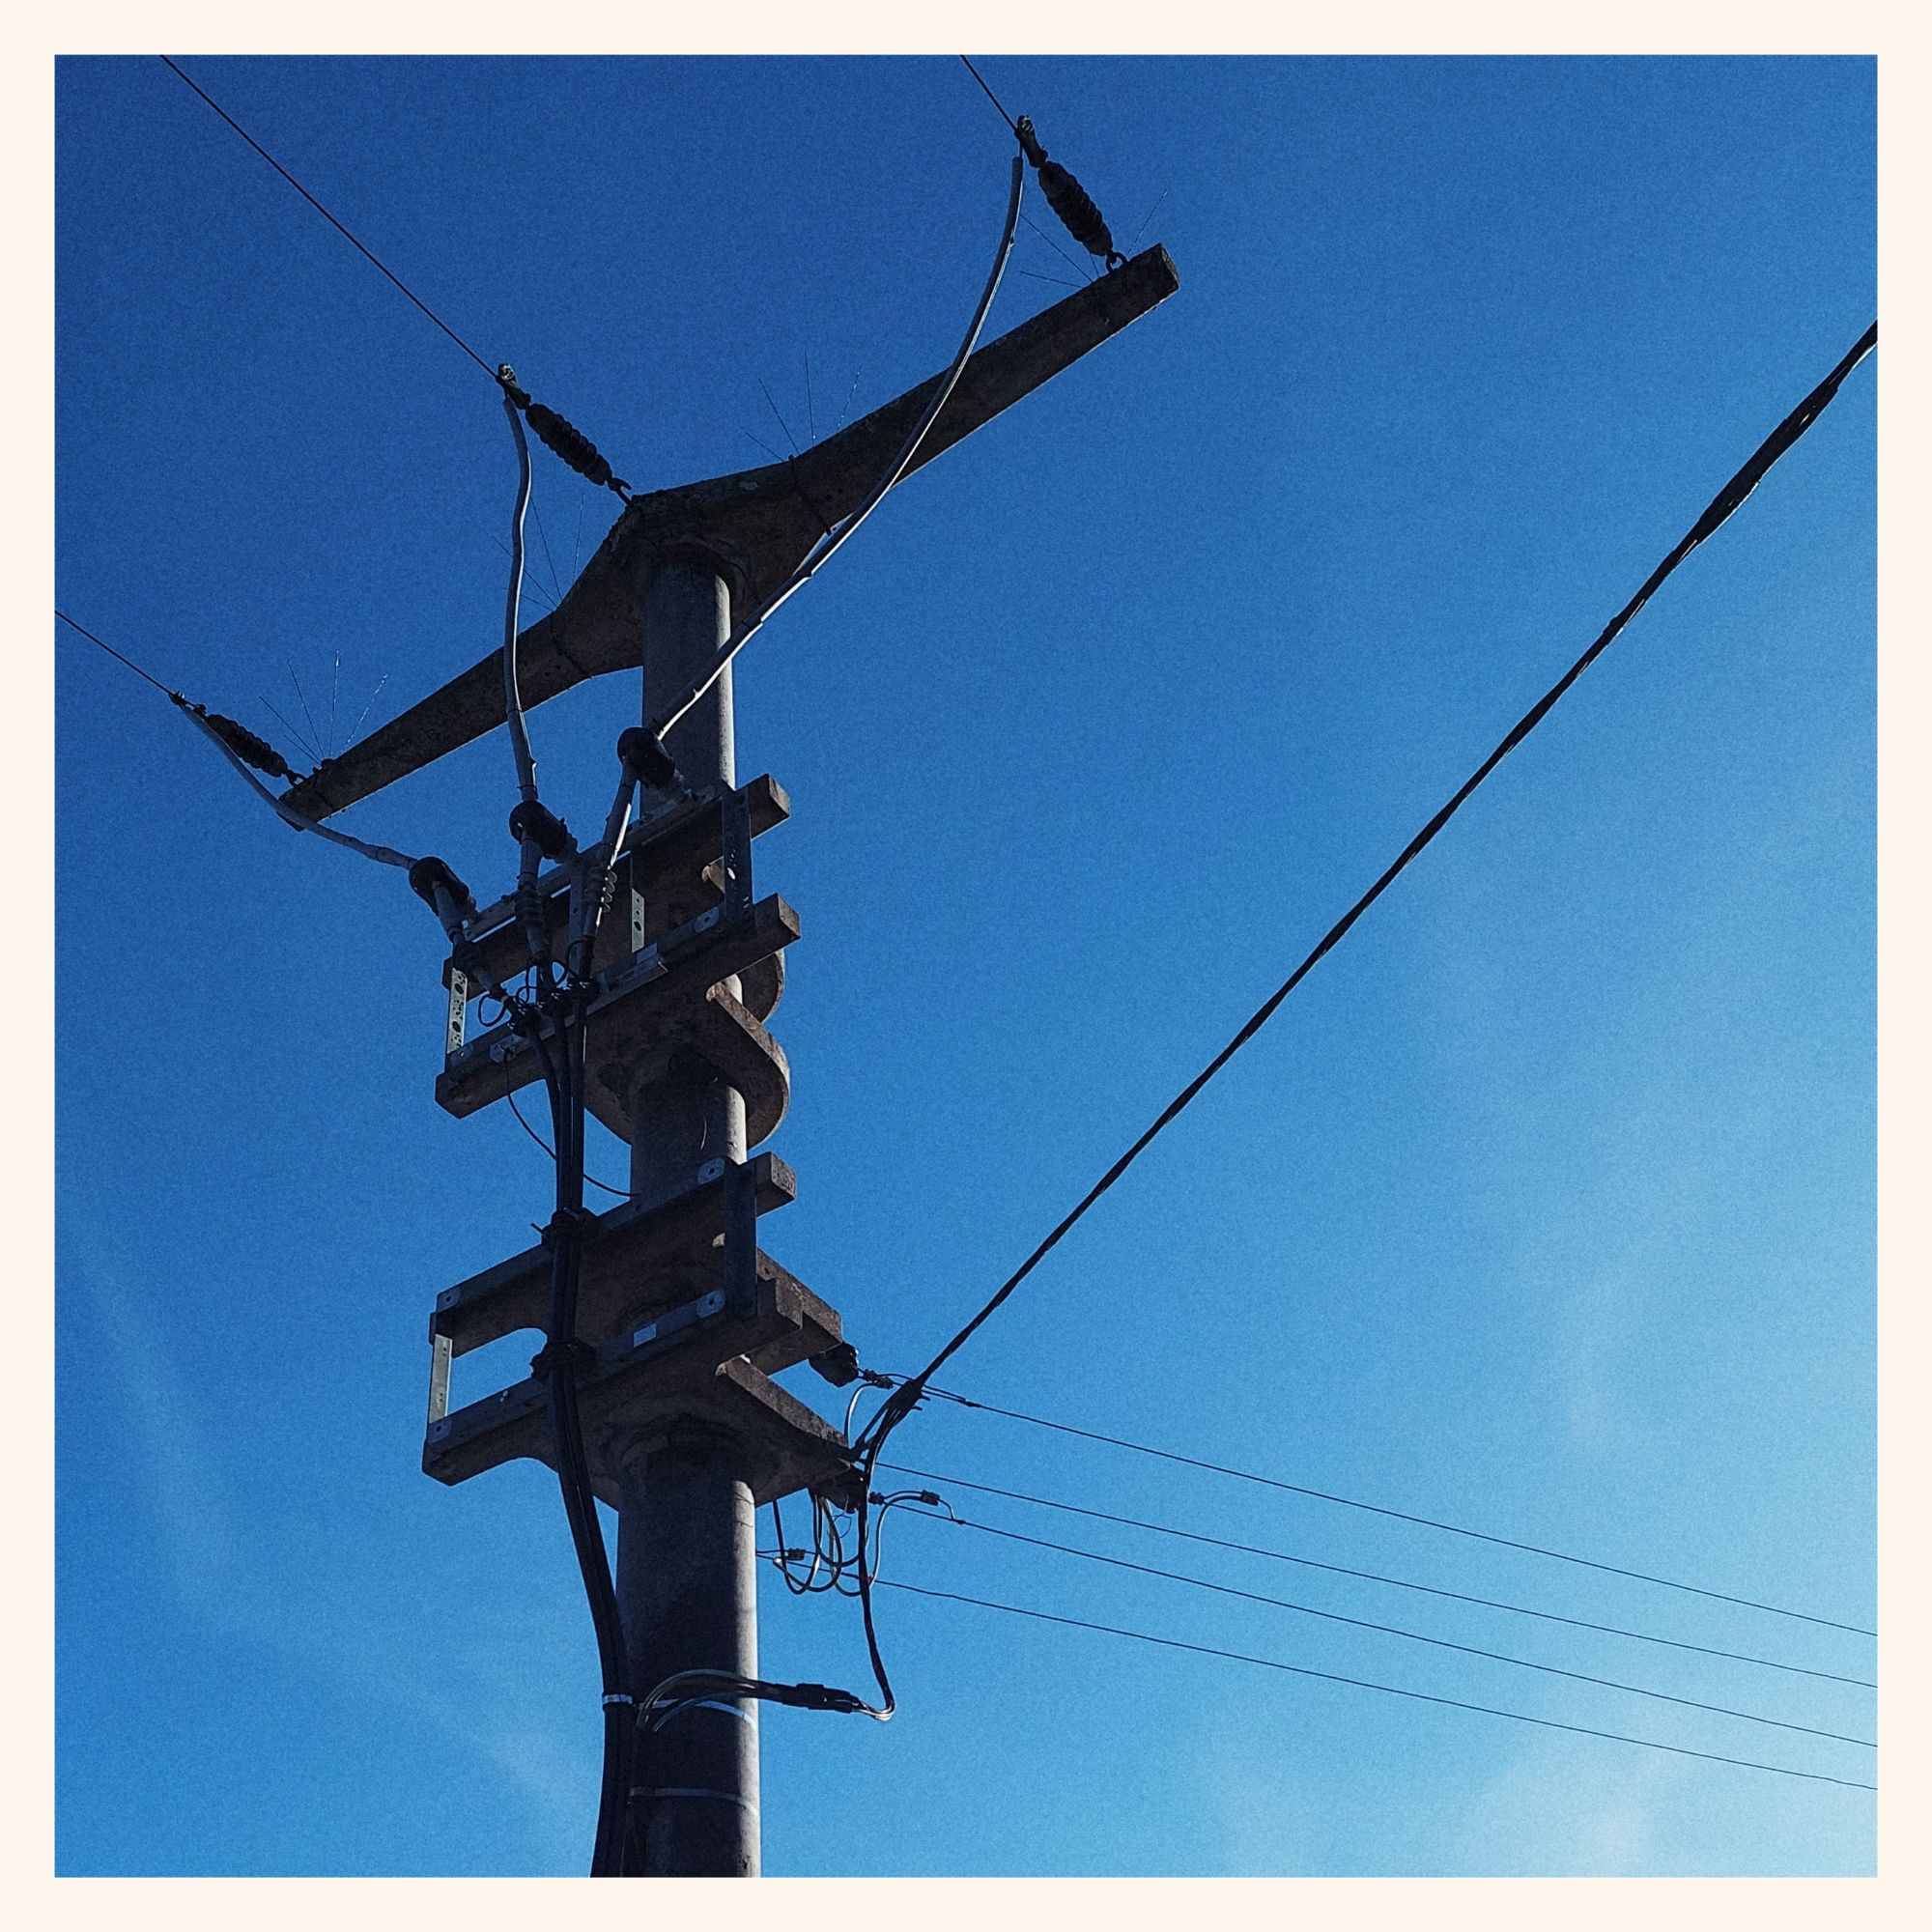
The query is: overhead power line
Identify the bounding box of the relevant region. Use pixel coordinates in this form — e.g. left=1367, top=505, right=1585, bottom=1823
left=158, top=56, right=496, bottom=380
left=57, top=609, right=179, bottom=697
left=898, top=1506, right=1873, bottom=1749
left=856, top=318, right=1879, bottom=1531
left=877, top=1461, right=1875, bottom=1689
left=878, top=1382, right=1877, bottom=1640
left=877, top=1579, right=1878, bottom=1794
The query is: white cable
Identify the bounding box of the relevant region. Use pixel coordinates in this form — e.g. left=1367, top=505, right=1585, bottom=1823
left=179, top=703, right=416, bottom=870
left=648, top=155, right=1027, bottom=743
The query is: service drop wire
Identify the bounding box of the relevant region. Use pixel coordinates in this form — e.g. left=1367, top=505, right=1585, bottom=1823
left=648, top=155, right=1027, bottom=747
left=846, top=317, right=1880, bottom=1719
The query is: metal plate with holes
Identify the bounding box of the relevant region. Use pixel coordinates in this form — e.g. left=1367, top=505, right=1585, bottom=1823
left=435, top=894, right=798, bottom=1128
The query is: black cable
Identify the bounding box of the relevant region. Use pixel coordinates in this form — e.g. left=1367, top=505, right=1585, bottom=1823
left=876, top=1579, right=1877, bottom=1794
left=157, top=56, right=497, bottom=380
left=525, top=1006, right=633, bottom=1877
left=856, top=319, right=1879, bottom=1511
left=880, top=1385, right=1877, bottom=1640
left=899, top=1507, right=1873, bottom=1749
left=57, top=609, right=181, bottom=697
left=503, top=1065, right=631, bottom=1200
left=959, top=55, right=1021, bottom=137
left=877, top=1462, right=1874, bottom=1689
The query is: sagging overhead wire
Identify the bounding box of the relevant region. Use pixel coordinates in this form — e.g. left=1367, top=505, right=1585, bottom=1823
left=159, top=57, right=633, bottom=506
left=870, top=1380, right=1878, bottom=1641
left=878, top=1580, right=1877, bottom=1794
left=644, top=154, right=1027, bottom=752
left=878, top=1460, right=1875, bottom=1690
left=890, top=1504, right=1873, bottom=1750
left=842, top=319, right=1879, bottom=1720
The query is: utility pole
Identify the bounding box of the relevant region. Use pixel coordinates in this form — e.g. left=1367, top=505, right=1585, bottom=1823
left=616, top=555, right=759, bottom=1875
left=293, top=246, right=1179, bottom=1875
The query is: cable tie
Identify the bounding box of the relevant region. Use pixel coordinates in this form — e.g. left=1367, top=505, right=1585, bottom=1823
left=602, top=1691, right=635, bottom=1708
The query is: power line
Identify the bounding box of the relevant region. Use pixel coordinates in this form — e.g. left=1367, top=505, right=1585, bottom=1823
left=876, top=1579, right=1877, bottom=1793
left=959, top=55, right=1021, bottom=138
left=876, top=1461, right=1875, bottom=1689
left=56, top=609, right=179, bottom=697
left=899, top=1506, right=1872, bottom=1748
left=157, top=56, right=496, bottom=381
left=857, top=319, right=1879, bottom=1522
left=879, top=1382, right=1876, bottom=1639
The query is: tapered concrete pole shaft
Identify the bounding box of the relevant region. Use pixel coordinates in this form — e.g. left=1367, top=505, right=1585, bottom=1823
left=617, top=554, right=759, bottom=1877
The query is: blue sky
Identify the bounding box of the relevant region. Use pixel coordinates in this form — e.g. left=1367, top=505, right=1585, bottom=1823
left=56, top=54, right=1875, bottom=1877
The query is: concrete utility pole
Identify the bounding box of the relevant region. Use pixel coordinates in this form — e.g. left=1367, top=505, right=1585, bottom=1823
left=299, top=246, right=1178, bottom=1876
left=618, top=556, right=759, bottom=1875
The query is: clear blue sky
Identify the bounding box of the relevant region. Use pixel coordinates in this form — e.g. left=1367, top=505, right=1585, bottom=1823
left=56, top=54, right=1875, bottom=1877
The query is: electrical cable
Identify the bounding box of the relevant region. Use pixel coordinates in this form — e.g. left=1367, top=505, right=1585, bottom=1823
left=502, top=1073, right=631, bottom=1200
left=878, top=1461, right=1873, bottom=1690
left=875, top=1579, right=1877, bottom=1793
left=159, top=58, right=634, bottom=512
left=958, top=55, right=1021, bottom=136
left=894, top=1506, right=1873, bottom=1749
left=57, top=610, right=419, bottom=872
left=853, top=317, right=1878, bottom=1515
left=843, top=320, right=1879, bottom=1719
left=157, top=56, right=496, bottom=379
left=647, top=155, right=1026, bottom=750
left=873, top=1383, right=1877, bottom=1640
left=525, top=1001, right=634, bottom=1877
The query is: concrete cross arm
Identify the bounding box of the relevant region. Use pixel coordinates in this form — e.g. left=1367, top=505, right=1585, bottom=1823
left=280, top=244, right=1179, bottom=824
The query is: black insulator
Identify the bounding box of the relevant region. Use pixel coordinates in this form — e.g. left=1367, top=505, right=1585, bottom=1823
left=525, top=403, right=629, bottom=496
left=616, top=725, right=678, bottom=790
left=1038, top=161, right=1119, bottom=263
left=202, top=709, right=299, bottom=782
left=1012, top=114, right=1124, bottom=268
left=509, top=798, right=576, bottom=860
left=408, top=854, right=477, bottom=922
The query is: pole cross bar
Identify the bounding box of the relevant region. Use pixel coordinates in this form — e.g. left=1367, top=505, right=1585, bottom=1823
left=279, top=246, right=1179, bottom=825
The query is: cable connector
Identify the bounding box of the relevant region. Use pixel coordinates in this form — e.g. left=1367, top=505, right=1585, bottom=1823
left=407, top=854, right=479, bottom=935
left=616, top=725, right=681, bottom=793
left=1013, top=115, right=1124, bottom=270
left=537, top=1205, right=597, bottom=1248
left=809, top=1342, right=862, bottom=1388
left=764, top=1682, right=871, bottom=1716
left=508, top=798, right=576, bottom=861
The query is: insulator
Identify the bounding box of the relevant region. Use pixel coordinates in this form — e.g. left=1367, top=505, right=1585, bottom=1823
left=202, top=709, right=299, bottom=782
left=1013, top=114, right=1124, bottom=269
left=1038, top=161, right=1119, bottom=263
left=408, top=854, right=477, bottom=924
left=525, top=403, right=629, bottom=497
left=508, top=798, right=576, bottom=861
left=616, top=725, right=678, bottom=790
